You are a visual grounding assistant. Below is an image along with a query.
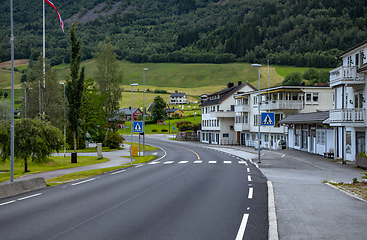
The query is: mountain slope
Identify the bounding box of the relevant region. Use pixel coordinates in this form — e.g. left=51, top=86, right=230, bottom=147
left=0, top=0, right=366, bottom=68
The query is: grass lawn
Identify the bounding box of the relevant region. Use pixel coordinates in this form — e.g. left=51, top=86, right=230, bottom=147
left=119, top=116, right=201, bottom=135
left=46, top=155, right=156, bottom=186
left=0, top=156, right=108, bottom=183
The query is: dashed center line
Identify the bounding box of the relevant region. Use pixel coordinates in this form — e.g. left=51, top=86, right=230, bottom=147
left=17, top=193, right=42, bottom=201
left=208, top=161, right=217, bottom=164
left=72, top=178, right=96, bottom=186
left=179, top=161, right=188, bottom=164
left=248, top=187, right=253, bottom=199
left=194, top=160, right=202, bottom=164
left=224, top=161, right=232, bottom=164
left=248, top=175, right=252, bottom=182
left=164, top=161, right=174, bottom=164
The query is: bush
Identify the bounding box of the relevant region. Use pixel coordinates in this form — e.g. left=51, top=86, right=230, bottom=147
left=103, top=131, right=124, bottom=149
left=161, top=128, right=168, bottom=132
left=152, top=128, right=158, bottom=132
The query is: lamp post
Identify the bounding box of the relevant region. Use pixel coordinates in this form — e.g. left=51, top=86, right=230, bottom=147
left=130, top=83, right=138, bottom=163
left=252, top=63, right=261, bottom=163
left=143, top=68, right=148, bottom=156
left=60, top=82, right=66, bottom=158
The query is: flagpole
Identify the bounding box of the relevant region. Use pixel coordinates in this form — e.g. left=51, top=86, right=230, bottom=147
left=42, top=0, right=45, bottom=119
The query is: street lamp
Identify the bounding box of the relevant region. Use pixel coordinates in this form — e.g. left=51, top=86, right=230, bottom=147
left=252, top=63, right=261, bottom=163
left=60, top=82, right=66, bottom=158
left=143, top=68, right=148, bottom=156
left=130, top=83, right=139, bottom=163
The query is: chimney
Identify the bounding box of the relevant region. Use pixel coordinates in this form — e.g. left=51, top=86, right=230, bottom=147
left=227, top=82, right=234, bottom=88
left=238, top=81, right=242, bottom=85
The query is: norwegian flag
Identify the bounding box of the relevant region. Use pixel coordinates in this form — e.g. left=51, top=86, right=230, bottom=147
left=44, top=0, right=64, bottom=33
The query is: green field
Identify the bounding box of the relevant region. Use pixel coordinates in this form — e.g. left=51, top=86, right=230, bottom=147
left=0, top=59, right=334, bottom=111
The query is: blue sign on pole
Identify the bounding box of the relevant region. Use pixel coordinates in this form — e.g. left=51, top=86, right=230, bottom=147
left=133, top=121, right=143, bottom=133
left=172, top=126, right=175, bottom=131
left=261, top=112, right=275, bottom=126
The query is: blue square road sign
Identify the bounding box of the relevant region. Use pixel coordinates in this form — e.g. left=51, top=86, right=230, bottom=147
left=261, top=113, right=275, bottom=126
left=133, top=121, right=143, bottom=133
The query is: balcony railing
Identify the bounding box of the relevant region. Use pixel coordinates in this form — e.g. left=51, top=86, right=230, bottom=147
left=210, top=110, right=235, bottom=118
left=329, top=109, right=365, bottom=125
left=235, top=105, right=251, bottom=112
left=330, top=66, right=366, bottom=87
left=261, top=100, right=303, bottom=111
left=234, top=123, right=250, bottom=131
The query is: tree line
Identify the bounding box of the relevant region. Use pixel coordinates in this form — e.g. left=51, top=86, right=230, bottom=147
left=0, top=0, right=366, bottom=68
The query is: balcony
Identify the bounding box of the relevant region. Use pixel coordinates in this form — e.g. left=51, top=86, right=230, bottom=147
left=235, top=105, right=251, bottom=112
left=330, top=66, right=367, bottom=87
left=261, top=100, right=303, bottom=111
left=234, top=123, right=250, bottom=131
left=329, top=109, right=366, bottom=127
left=210, top=110, right=235, bottom=118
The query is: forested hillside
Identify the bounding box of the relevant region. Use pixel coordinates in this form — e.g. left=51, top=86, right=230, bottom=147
left=0, top=0, right=366, bottom=68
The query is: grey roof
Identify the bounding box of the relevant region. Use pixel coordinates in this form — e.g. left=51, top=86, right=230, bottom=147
left=166, top=108, right=183, bottom=113
left=170, top=92, right=186, bottom=97
left=279, top=111, right=330, bottom=124
left=200, top=82, right=257, bottom=107
left=118, top=108, right=141, bottom=116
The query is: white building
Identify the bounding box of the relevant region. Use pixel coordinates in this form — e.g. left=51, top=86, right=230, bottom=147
left=198, top=82, right=257, bottom=144
left=328, top=40, right=367, bottom=162
left=170, top=93, right=186, bottom=104
left=234, top=86, right=334, bottom=149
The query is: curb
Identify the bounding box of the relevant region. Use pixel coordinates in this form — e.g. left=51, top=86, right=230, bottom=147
left=267, top=181, right=279, bottom=240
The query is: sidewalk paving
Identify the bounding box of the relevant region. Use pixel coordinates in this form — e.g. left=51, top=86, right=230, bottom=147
left=203, top=145, right=367, bottom=240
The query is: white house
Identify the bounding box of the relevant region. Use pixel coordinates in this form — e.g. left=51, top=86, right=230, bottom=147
left=170, top=93, right=187, bottom=104
left=198, top=82, right=257, bottom=145
left=328, top=40, right=367, bottom=162
left=234, top=86, right=334, bottom=149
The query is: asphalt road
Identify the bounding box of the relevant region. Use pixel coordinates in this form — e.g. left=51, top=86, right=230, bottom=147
left=0, top=139, right=268, bottom=240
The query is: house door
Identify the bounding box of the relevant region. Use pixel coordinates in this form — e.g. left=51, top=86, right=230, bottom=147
left=356, top=132, right=365, bottom=155
left=310, top=128, right=315, bottom=152
left=209, top=133, right=212, bottom=144
left=302, top=130, right=308, bottom=149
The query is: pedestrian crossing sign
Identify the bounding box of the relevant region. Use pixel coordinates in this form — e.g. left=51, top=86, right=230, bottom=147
left=261, top=113, right=275, bottom=126
left=133, top=121, right=143, bottom=133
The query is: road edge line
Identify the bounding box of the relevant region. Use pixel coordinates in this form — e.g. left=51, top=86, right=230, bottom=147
left=267, top=181, right=279, bottom=240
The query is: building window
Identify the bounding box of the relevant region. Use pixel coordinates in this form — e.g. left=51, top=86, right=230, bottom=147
left=313, top=93, right=319, bottom=103
left=274, top=113, right=283, bottom=127
left=317, top=130, right=325, bottom=145
left=254, top=115, right=259, bottom=126
left=223, top=133, right=229, bottom=137
left=306, top=93, right=312, bottom=102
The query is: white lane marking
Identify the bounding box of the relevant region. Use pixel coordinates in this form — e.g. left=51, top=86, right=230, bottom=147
left=224, top=161, right=232, bottom=164
left=238, top=161, right=247, bottom=165
left=235, top=214, right=249, bottom=240
left=248, top=175, right=252, bottom=182
left=148, top=161, right=160, bottom=165
left=17, top=193, right=42, bottom=201
left=194, top=160, right=202, bottom=164
left=179, top=161, right=188, bottom=164
left=208, top=161, right=217, bottom=164
left=0, top=200, right=16, bottom=207
left=247, top=168, right=250, bottom=173
left=72, top=178, right=96, bottom=186
left=248, top=187, right=253, bottom=199
left=164, top=161, right=174, bottom=164
left=281, top=154, right=285, bottom=158
left=110, top=170, right=126, bottom=175
left=135, top=164, right=144, bottom=168
left=154, top=146, right=167, bottom=161
left=152, top=152, right=157, bottom=155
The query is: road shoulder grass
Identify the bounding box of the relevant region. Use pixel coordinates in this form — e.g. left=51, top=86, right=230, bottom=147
left=46, top=155, right=157, bottom=186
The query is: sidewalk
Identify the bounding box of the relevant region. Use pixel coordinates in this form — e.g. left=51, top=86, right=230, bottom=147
left=203, top=145, right=367, bottom=240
